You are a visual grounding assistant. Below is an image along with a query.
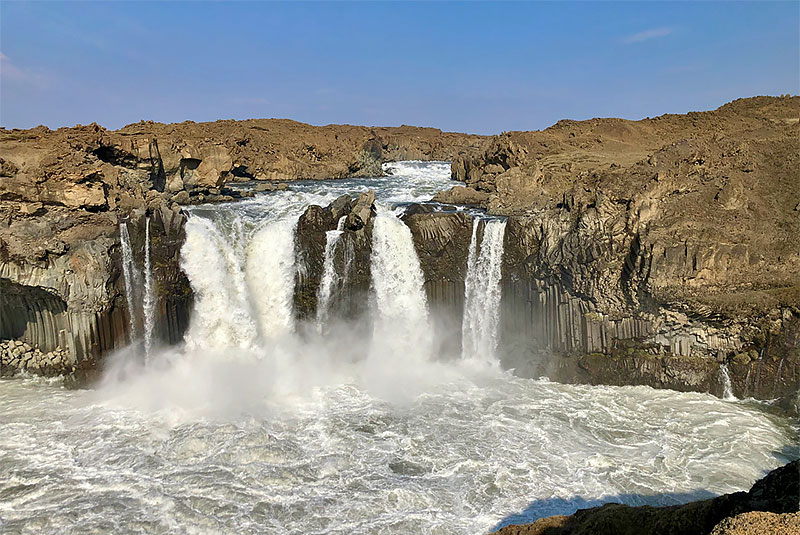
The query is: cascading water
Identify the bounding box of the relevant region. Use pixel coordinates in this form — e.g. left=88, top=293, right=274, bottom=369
left=370, top=207, right=432, bottom=362
left=316, top=216, right=347, bottom=331
left=119, top=222, right=139, bottom=343
left=462, top=217, right=507, bottom=363
left=181, top=215, right=259, bottom=350
left=5, top=163, right=796, bottom=535
left=719, top=364, right=736, bottom=400
left=143, top=217, right=156, bottom=361
left=245, top=219, right=298, bottom=340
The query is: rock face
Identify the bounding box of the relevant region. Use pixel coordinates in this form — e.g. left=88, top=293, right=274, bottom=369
left=0, top=119, right=477, bottom=376
left=440, top=96, right=800, bottom=400
left=0, top=194, right=192, bottom=377
left=294, top=191, right=376, bottom=323
left=492, top=460, right=800, bottom=535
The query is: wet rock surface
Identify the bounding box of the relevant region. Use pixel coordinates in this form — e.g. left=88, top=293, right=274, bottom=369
left=294, top=191, right=376, bottom=322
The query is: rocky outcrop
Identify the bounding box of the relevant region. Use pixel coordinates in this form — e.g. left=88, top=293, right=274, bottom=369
left=439, top=96, right=800, bottom=401
left=492, top=460, right=800, bottom=535
left=294, top=191, right=376, bottom=323
left=432, top=185, right=491, bottom=206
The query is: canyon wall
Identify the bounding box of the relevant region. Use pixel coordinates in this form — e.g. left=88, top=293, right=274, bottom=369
left=0, top=120, right=479, bottom=376
left=1, top=97, right=797, bottom=404
left=444, top=96, right=800, bottom=401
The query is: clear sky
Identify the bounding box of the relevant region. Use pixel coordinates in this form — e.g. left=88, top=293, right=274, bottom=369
left=1, top=1, right=798, bottom=134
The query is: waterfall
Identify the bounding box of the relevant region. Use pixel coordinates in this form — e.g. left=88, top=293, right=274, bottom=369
left=370, top=208, right=432, bottom=362
left=719, top=364, right=736, bottom=400
left=462, top=218, right=507, bottom=363
left=316, top=217, right=347, bottom=331
left=143, top=217, right=156, bottom=361
left=181, top=216, right=259, bottom=350
left=119, top=222, right=139, bottom=343
left=774, top=357, right=785, bottom=394
left=181, top=214, right=298, bottom=351
left=245, top=219, right=297, bottom=339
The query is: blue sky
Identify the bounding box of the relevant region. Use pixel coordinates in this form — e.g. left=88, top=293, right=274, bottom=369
left=1, top=1, right=798, bottom=134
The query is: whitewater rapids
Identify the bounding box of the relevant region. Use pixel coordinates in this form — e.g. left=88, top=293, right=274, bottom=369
left=0, top=162, right=796, bottom=535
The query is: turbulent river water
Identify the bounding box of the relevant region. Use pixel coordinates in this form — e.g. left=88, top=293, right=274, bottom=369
left=0, top=162, right=797, bottom=535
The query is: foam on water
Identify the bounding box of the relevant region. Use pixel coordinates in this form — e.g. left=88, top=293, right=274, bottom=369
left=2, top=163, right=797, bottom=535
left=0, top=371, right=796, bottom=535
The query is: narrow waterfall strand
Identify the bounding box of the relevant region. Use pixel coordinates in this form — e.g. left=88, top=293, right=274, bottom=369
left=316, top=218, right=347, bottom=330
left=462, top=218, right=507, bottom=363
left=719, top=364, right=736, bottom=400
left=119, top=222, right=139, bottom=343
left=143, top=217, right=157, bottom=361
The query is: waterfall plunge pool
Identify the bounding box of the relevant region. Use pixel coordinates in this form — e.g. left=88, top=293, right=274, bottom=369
left=1, top=161, right=797, bottom=535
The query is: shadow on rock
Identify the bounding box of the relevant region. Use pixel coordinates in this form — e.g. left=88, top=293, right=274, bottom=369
left=492, top=460, right=799, bottom=535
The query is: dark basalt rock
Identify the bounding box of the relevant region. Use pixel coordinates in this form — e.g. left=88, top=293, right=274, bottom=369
left=492, top=460, right=800, bottom=535
left=294, top=191, right=375, bottom=322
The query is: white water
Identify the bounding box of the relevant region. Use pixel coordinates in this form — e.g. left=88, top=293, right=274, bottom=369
left=316, top=217, right=347, bottom=331
left=370, top=207, right=433, bottom=365
left=719, top=364, right=736, bottom=401
left=181, top=216, right=259, bottom=351
left=462, top=218, right=507, bottom=364
left=119, top=222, right=139, bottom=343
left=2, top=163, right=797, bottom=535
left=0, top=374, right=796, bottom=535
left=246, top=220, right=298, bottom=340
left=143, top=217, right=156, bottom=361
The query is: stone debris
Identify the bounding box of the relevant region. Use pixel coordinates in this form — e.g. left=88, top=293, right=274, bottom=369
left=0, top=339, right=73, bottom=376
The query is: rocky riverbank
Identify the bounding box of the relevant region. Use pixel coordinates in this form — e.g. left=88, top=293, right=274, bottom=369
left=0, top=120, right=478, bottom=377
left=0, top=97, right=797, bottom=405
left=441, top=96, right=800, bottom=404
left=492, top=460, right=799, bottom=535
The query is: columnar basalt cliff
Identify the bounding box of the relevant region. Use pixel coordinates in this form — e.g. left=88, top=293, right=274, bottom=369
left=443, top=96, right=800, bottom=401
left=0, top=120, right=480, bottom=375
left=1, top=98, right=798, bottom=404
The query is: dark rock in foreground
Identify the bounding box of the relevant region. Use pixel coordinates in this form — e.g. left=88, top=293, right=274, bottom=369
left=492, top=460, right=799, bottom=535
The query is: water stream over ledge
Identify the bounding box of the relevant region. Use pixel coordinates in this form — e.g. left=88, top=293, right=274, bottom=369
left=1, top=162, right=797, bottom=535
